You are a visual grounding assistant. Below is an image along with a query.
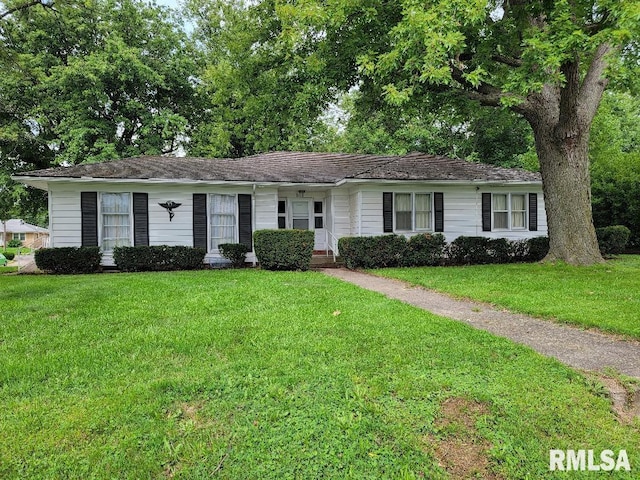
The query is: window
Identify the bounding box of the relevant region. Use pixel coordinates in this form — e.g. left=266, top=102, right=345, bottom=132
left=511, top=194, right=526, bottom=229
left=101, top=193, right=131, bottom=250
left=394, top=193, right=432, bottom=231
left=493, top=193, right=526, bottom=230
left=210, top=194, right=236, bottom=250
left=292, top=201, right=309, bottom=229
left=12, top=232, right=26, bottom=241
left=278, top=200, right=286, bottom=229
left=314, top=201, right=324, bottom=229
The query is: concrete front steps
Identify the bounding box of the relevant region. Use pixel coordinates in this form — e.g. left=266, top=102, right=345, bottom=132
left=310, top=251, right=343, bottom=268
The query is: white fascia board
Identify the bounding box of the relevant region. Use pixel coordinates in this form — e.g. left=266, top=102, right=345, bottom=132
left=336, top=178, right=543, bottom=187
left=11, top=176, right=338, bottom=189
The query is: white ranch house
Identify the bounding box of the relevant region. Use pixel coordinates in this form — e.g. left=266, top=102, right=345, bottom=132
left=14, top=151, right=547, bottom=265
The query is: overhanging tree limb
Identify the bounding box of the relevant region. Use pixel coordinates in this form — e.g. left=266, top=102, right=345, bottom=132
left=578, top=43, right=612, bottom=126
left=0, top=0, right=55, bottom=19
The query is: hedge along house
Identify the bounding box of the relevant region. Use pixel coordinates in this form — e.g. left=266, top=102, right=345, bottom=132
left=13, top=151, right=546, bottom=265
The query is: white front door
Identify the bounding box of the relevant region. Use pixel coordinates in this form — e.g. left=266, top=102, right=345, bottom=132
left=281, top=197, right=326, bottom=250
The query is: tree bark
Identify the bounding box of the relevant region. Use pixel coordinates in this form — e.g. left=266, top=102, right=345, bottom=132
left=523, top=81, right=604, bottom=265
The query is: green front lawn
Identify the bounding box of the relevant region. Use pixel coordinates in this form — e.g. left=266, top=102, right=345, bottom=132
left=2, top=246, right=31, bottom=255
left=375, top=255, right=640, bottom=339
left=1, top=270, right=638, bottom=478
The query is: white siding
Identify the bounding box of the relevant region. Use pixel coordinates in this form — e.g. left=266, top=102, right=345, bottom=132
left=47, top=180, right=547, bottom=265
left=255, top=187, right=278, bottom=231
left=331, top=187, right=351, bottom=237
left=48, top=181, right=257, bottom=264
left=49, top=186, right=82, bottom=247
left=348, top=183, right=547, bottom=241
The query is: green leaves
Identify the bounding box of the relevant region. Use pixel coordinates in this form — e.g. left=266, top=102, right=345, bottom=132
left=0, top=0, right=199, bottom=167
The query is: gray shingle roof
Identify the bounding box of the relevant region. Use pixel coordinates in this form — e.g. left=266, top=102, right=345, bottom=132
left=14, top=151, right=541, bottom=184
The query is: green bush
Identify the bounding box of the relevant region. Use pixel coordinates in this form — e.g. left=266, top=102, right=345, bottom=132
left=35, top=247, right=102, bottom=274
left=338, top=234, right=407, bottom=269
left=253, top=229, right=314, bottom=271
left=446, top=237, right=494, bottom=265
left=2, top=251, right=15, bottom=261
left=113, top=245, right=206, bottom=272
left=596, top=225, right=631, bottom=255
left=7, top=239, right=22, bottom=248
left=525, top=236, right=550, bottom=261
left=339, top=234, right=550, bottom=269
left=219, top=243, right=250, bottom=268
left=402, top=233, right=447, bottom=266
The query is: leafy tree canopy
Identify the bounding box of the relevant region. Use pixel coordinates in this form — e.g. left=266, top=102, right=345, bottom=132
left=0, top=0, right=200, bottom=171
left=0, top=0, right=201, bottom=219
left=184, top=0, right=339, bottom=157
left=275, top=0, right=640, bottom=264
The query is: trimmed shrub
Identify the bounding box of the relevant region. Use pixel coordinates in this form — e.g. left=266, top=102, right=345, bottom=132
left=510, top=239, right=530, bottom=263
left=487, top=238, right=512, bottom=264
left=8, top=239, right=22, bottom=248
left=338, top=234, right=407, bottom=269
left=254, top=229, right=314, bottom=271
left=402, top=233, right=447, bottom=266
left=446, top=236, right=494, bottom=265
left=113, top=245, right=206, bottom=272
left=2, top=251, right=15, bottom=261
left=525, top=236, right=550, bottom=262
left=219, top=243, right=250, bottom=268
left=35, top=247, right=102, bottom=274
left=596, top=225, right=631, bottom=255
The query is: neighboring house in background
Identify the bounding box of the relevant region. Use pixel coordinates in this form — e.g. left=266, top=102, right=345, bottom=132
left=0, top=219, right=49, bottom=249
left=13, top=151, right=547, bottom=265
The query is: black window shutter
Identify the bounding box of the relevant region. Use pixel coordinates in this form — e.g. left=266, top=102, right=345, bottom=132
left=133, top=193, right=149, bottom=246
left=193, top=194, right=207, bottom=249
left=383, top=192, right=393, bottom=233
left=434, top=192, right=444, bottom=232
left=528, top=193, right=538, bottom=231
left=238, top=194, right=252, bottom=250
left=482, top=193, right=492, bottom=232
left=81, top=192, right=98, bottom=247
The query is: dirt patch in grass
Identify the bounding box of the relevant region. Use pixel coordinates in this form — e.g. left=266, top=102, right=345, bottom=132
left=596, top=375, right=640, bottom=425
left=428, top=397, right=502, bottom=480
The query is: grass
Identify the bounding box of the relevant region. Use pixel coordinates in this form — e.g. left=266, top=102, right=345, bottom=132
left=1, top=270, right=638, bottom=478
left=2, top=246, right=32, bottom=255
left=374, top=255, right=640, bottom=339
left=0, top=266, right=18, bottom=274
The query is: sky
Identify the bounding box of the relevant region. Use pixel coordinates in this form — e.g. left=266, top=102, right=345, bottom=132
left=154, top=0, right=182, bottom=9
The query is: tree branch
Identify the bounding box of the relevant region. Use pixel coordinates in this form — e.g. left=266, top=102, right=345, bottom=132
left=0, top=0, right=54, bottom=20
left=491, top=54, right=523, bottom=68
left=449, top=63, right=511, bottom=108
left=577, top=43, right=611, bottom=126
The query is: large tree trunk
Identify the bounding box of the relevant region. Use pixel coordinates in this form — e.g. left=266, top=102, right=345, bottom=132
left=532, top=120, right=603, bottom=265
left=515, top=48, right=610, bottom=266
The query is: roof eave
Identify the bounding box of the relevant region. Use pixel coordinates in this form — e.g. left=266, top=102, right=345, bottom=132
left=337, top=178, right=542, bottom=186
left=11, top=175, right=339, bottom=189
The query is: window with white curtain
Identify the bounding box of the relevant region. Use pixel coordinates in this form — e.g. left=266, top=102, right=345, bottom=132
left=493, top=194, right=509, bottom=229
left=493, top=193, right=526, bottom=230
left=395, top=193, right=432, bottom=231
left=210, top=194, right=236, bottom=250
left=414, top=193, right=432, bottom=230
left=101, top=193, right=131, bottom=250
left=511, top=194, right=526, bottom=229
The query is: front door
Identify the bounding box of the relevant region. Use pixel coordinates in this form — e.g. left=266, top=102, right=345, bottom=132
left=291, top=200, right=310, bottom=230
left=281, top=197, right=326, bottom=250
